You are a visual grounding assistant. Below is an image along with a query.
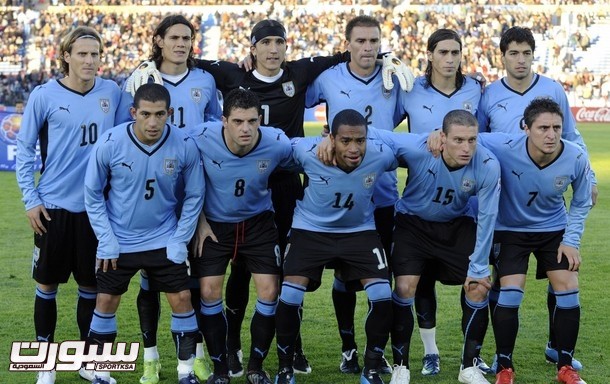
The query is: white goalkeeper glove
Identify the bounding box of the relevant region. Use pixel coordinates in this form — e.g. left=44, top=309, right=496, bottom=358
left=381, top=53, right=415, bottom=92
left=125, top=60, right=164, bottom=97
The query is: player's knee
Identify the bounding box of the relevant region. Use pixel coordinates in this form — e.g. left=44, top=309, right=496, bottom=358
left=464, top=287, right=489, bottom=304
left=200, top=282, right=223, bottom=302
left=497, top=286, right=524, bottom=308
left=394, top=277, right=417, bottom=299
left=96, top=293, right=120, bottom=313
left=255, top=281, right=278, bottom=302
left=167, top=290, right=193, bottom=312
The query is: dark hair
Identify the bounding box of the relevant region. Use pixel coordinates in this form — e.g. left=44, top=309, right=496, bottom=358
left=442, top=109, right=478, bottom=134
left=59, top=26, right=103, bottom=75
left=331, top=109, right=367, bottom=136
left=523, top=97, right=563, bottom=128
left=150, top=15, right=196, bottom=69
left=345, top=15, right=380, bottom=41
left=500, top=26, right=535, bottom=54
left=133, top=83, right=171, bottom=110
left=223, top=88, right=261, bottom=118
left=425, top=29, right=465, bottom=90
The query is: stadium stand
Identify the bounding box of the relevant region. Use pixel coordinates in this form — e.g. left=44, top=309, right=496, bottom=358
left=1, top=2, right=609, bottom=108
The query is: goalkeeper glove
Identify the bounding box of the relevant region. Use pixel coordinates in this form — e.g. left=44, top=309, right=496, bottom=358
left=381, top=53, right=415, bottom=92
left=125, top=60, right=164, bottom=97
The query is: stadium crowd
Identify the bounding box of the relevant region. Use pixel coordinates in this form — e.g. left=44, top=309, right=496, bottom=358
left=1, top=2, right=610, bottom=107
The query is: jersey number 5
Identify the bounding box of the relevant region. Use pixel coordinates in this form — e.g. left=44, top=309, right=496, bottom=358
left=145, top=179, right=156, bottom=200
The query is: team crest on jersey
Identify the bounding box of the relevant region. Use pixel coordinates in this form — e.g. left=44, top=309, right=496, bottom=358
left=164, top=158, right=177, bottom=175
left=257, top=159, right=271, bottom=174
left=282, top=81, right=295, bottom=97
left=554, top=176, right=568, bottom=191
left=99, top=99, right=110, bottom=113
left=461, top=178, right=475, bottom=193
left=363, top=173, right=376, bottom=189
left=463, top=101, right=473, bottom=113
left=191, top=88, right=202, bottom=103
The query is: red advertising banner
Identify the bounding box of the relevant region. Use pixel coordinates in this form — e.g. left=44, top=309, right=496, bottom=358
left=571, top=106, right=610, bottom=123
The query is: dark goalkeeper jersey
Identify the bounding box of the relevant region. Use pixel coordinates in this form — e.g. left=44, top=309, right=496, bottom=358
left=195, top=52, right=348, bottom=138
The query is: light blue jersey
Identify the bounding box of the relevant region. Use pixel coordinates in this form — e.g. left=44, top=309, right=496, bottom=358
left=478, top=133, right=592, bottom=248
left=478, top=74, right=595, bottom=185
left=478, top=74, right=584, bottom=144
left=84, top=123, right=204, bottom=261
left=117, top=68, right=221, bottom=125
left=290, top=135, right=398, bottom=233
left=395, top=76, right=481, bottom=133
left=305, top=63, right=401, bottom=208
left=187, top=122, right=293, bottom=223
left=369, top=128, right=501, bottom=279
left=16, top=78, right=121, bottom=213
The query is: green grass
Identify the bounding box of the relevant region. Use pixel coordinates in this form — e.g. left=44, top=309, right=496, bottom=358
left=0, top=123, right=608, bottom=383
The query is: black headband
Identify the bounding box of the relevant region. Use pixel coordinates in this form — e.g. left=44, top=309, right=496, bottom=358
left=251, top=24, right=286, bottom=45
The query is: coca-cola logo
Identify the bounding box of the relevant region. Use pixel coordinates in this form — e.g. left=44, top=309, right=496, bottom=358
left=573, top=107, right=610, bottom=122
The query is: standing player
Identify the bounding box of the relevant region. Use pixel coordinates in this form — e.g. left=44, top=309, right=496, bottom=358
left=393, top=28, right=488, bottom=376
left=15, top=26, right=120, bottom=384
left=187, top=89, right=293, bottom=384
left=305, top=15, right=410, bottom=374
left=84, top=83, right=204, bottom=384
left=477, top=98, right=591, bottom=384
left=274, top=109, right=398, bottom=384
left=121, top=14, right=221, bottom=384
left=385, top=110, right=500, bottom=384
left=477, top=26, right=595, bottom=370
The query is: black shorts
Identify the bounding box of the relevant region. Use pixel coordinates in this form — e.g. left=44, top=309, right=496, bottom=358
left=283, top=229, right=390, bottom=291
left=492, top=230, right=568, bottom=279
left=392, top=213, right=475, bottom=285
left=32, top=209, right=97, bottom=286
left=96, top=248, right=190, bottom=295
left=190, top=211, right=281, bottom=278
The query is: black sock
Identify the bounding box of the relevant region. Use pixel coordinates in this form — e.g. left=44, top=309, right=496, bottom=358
left=492, top=305, right=518, bottom=371
left=248, top=308, right=275, bottom=371
left=554, top=289, right=580, bottom=368
left=137, top=287, right=160, bottom=348
left=77, top=288, right=97, bottom=341
left=200, top=302, right=228, bottom=375
left=190, top=286, right=204, bottom=345
left=364, top=296, right=391, bottom=371
left=414, top=273, right=437, bottom=329
left=34, top=287, right=57, bottom=342
left=276, top=300, right=301, bottom=368
left=391, top=293, right=413, bottom=368
left=547, top=285, right=557, bottom=348
left=225, top=264, right=251, bottom=352
left=332, top=285, right=358, bottom=352
left=461, top=290, right=488, bottom=368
